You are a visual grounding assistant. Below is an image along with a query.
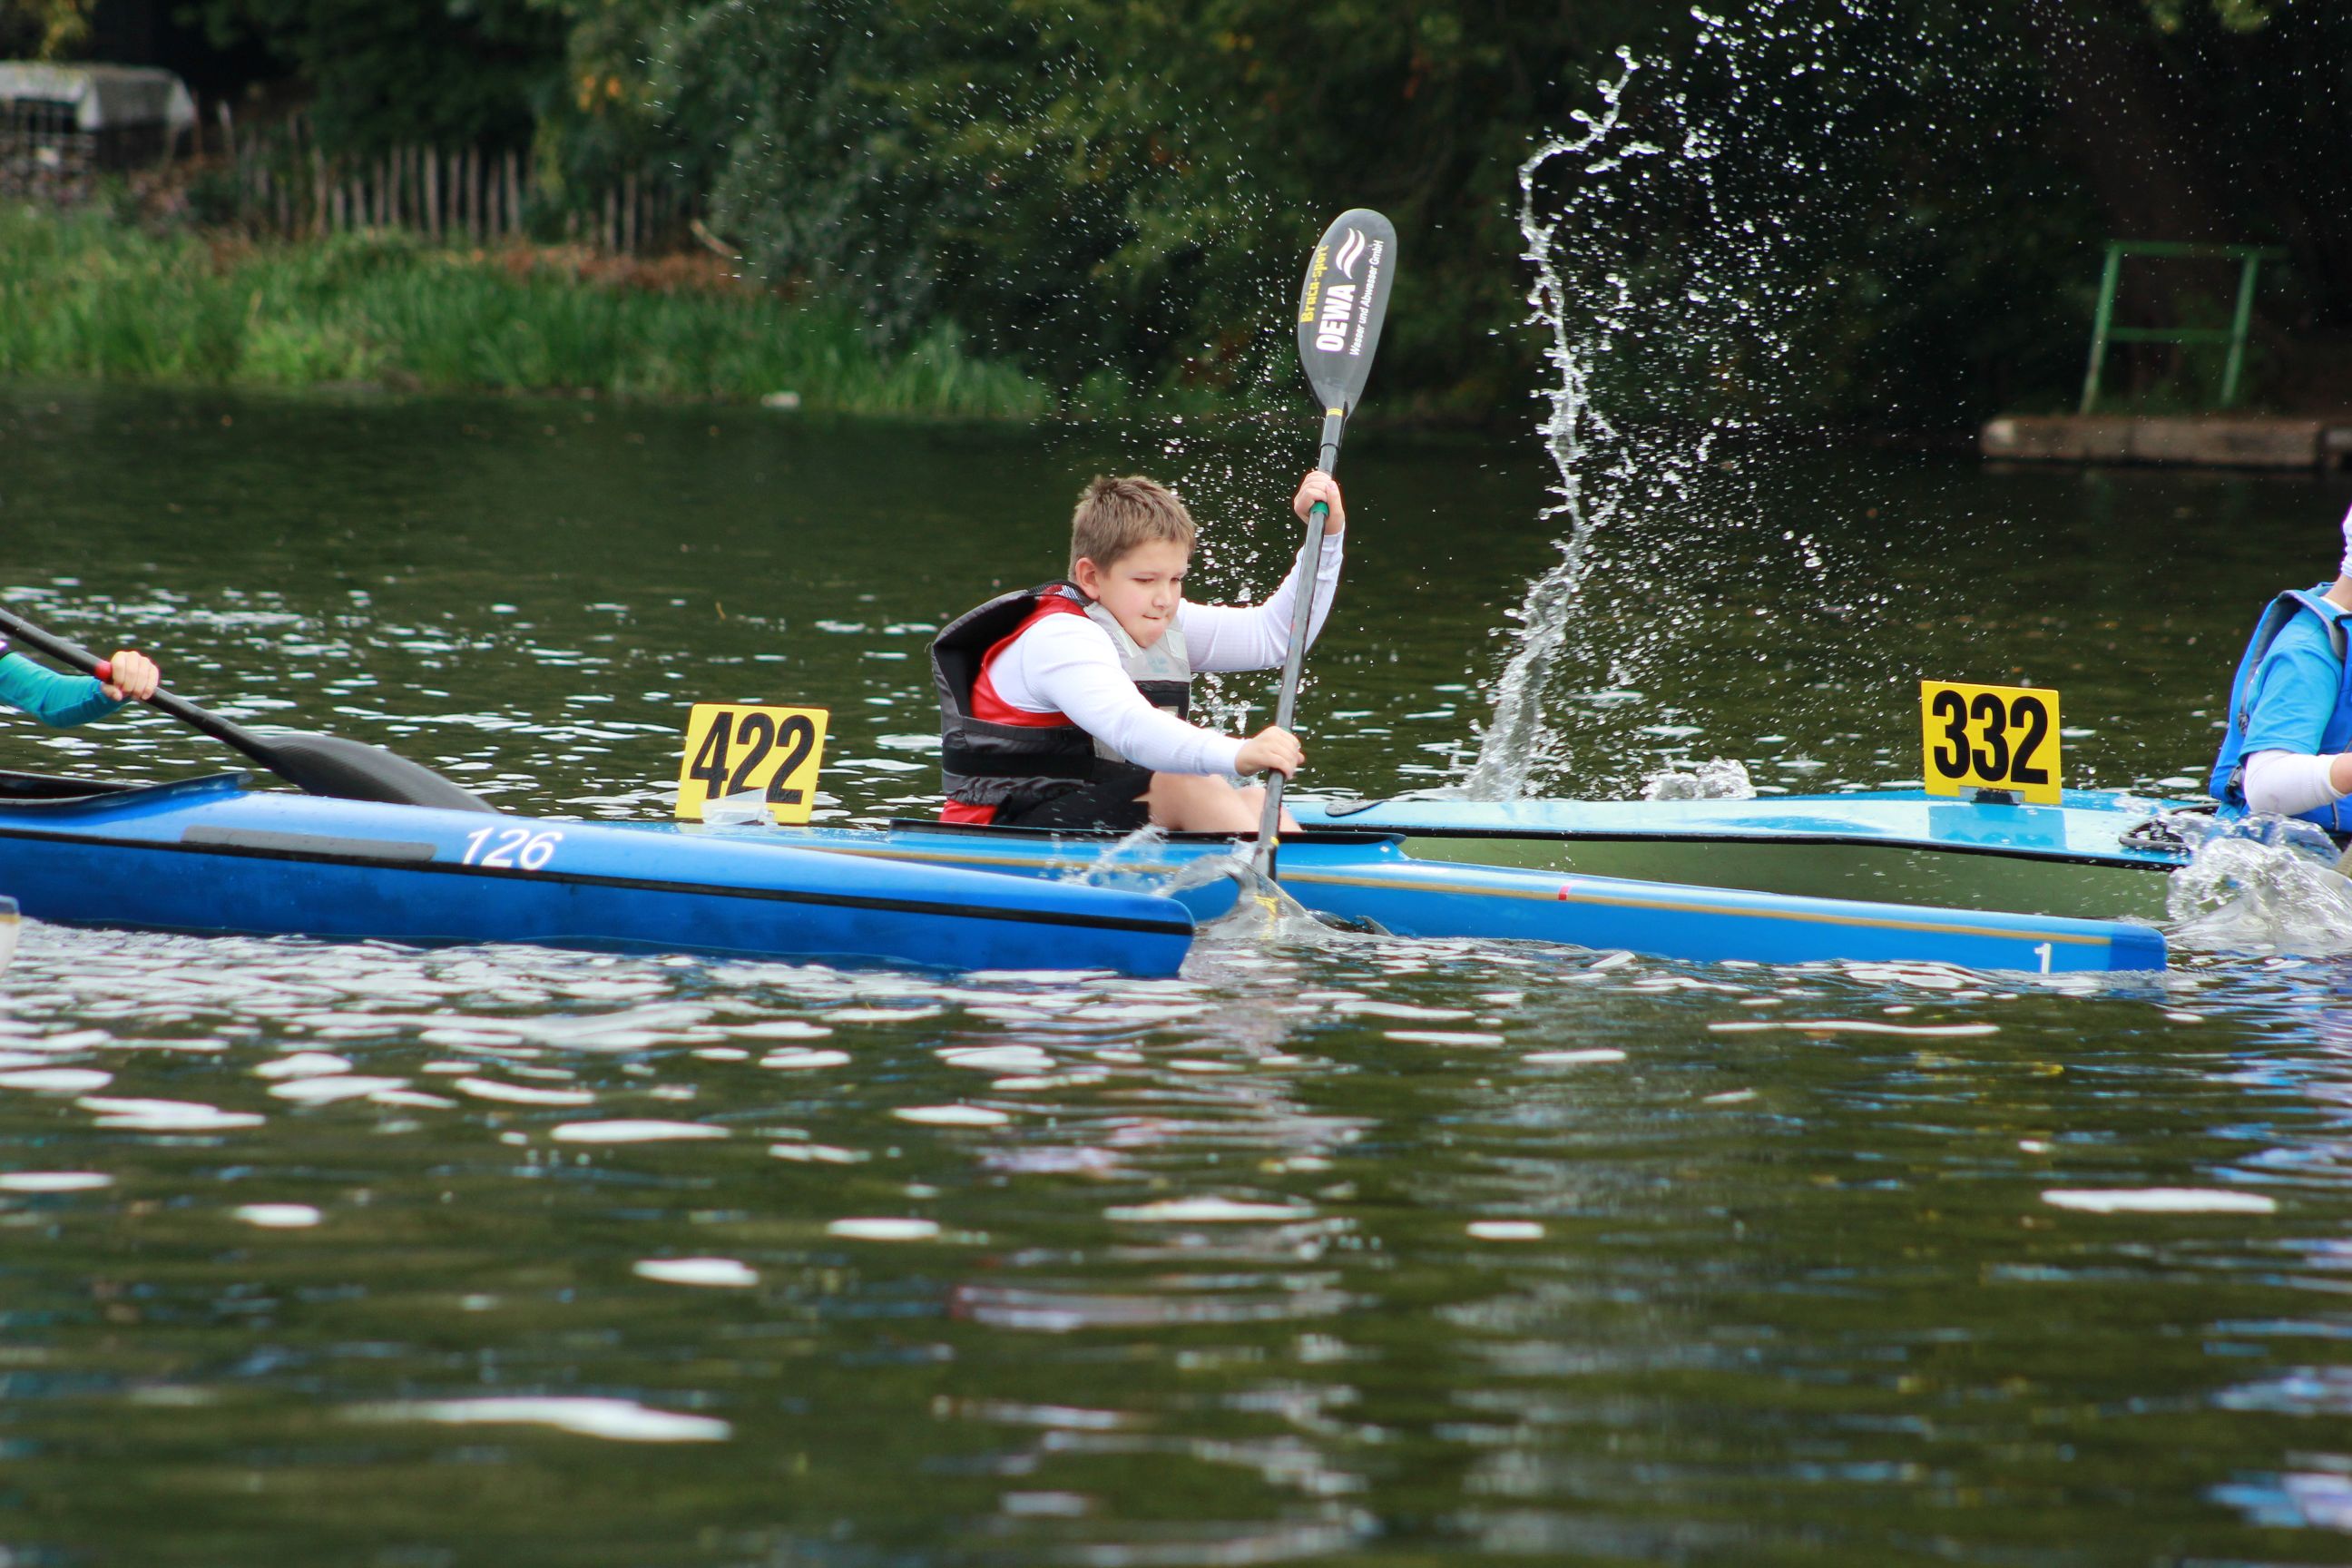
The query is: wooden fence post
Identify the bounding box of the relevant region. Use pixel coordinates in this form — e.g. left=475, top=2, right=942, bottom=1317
left=426, top=147, right=440, bottom=243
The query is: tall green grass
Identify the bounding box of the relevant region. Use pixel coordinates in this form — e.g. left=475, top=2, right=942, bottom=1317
left=0, top=206, right=1051, bottom=417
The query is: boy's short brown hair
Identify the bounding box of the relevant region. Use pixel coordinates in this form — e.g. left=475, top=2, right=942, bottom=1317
left=1069, top=475, right=1195, bottom=575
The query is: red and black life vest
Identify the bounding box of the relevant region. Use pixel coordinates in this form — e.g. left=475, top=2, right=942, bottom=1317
left=930, top=581, right=1191, bottom=823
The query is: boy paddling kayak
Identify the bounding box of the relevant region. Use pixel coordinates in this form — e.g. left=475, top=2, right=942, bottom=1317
left=931, top=471, right=1346, bottom=834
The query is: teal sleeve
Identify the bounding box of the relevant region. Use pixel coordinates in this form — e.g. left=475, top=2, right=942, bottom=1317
left=0, top=652, right=124, bottom=728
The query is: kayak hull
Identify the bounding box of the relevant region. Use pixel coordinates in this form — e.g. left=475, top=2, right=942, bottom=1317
left=1291, top=789, right=2190, bottom=923
left=763, top=819, right=2168, bottom=974
left=0, top=772, right=1192, bottom=977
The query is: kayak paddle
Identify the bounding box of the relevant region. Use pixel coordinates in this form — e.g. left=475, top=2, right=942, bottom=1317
left=0, top=602, right=494, bottom=813
left=1252, top=208, right=1396, bottom=879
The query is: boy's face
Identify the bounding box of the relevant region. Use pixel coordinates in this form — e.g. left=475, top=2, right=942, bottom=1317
left=1073, top=539, right=1190, bottom=649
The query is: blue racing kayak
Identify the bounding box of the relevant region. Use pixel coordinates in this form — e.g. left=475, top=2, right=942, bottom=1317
left=0, top=770, right=1193, bottom=976
left=762, top=818, right=2169, bottom=975
left=1291, top=789, right=2196, bottom=924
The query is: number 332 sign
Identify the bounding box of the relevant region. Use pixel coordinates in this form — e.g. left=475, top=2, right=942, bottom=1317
left=1919, top=681, right=2061, bottom=804
left=674, top=704, right=830, bottom=825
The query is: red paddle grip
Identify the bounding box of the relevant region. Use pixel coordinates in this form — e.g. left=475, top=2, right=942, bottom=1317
left=94, top=660, right=113, bottom=683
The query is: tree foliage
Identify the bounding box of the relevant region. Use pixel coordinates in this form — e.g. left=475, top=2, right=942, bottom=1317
left=191, top=0, right=565, bottom=153
left=0, top=0, right=92, bottom=60
left=128, top=0, right=2352, bottom=422
left=629, top=1, right=1664, bottom=413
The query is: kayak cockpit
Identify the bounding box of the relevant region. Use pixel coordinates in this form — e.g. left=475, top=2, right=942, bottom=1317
left=0, top=769, right=252, bottom=809
left=880, top=817, right=1405, bottom=850
left=0, top=769, right=149, bottom=801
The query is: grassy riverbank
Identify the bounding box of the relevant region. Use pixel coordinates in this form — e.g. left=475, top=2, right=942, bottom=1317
left=0, top=206, right=1050, bottom=416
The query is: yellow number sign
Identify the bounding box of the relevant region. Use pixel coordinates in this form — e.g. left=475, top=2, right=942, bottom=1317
left=675, top=704, right=830, bottom=825
left=1919, top=681, right=2060, bottom=804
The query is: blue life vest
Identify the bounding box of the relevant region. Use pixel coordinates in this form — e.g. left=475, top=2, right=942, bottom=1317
left=2208, top=584, right=2352, bottom=833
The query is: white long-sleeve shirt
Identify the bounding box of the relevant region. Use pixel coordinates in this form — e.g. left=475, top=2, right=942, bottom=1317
left=2245, top=748, right=2346, bottom=817
left=985, top=536, right=1344, bottom=777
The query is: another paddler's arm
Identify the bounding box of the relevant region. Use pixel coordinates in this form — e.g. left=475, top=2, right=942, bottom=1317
left=2239, top=628, right=2352, bottom=815
left=2245, top=750, right=2352, bottom=816
left=0, top=646, right=123, bottom=728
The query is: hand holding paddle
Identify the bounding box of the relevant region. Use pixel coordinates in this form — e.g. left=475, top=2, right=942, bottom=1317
left=1252, top=208, right=1396, bottom=878
left=93, top=651, right=159, bottom=702
left=0, top=602, right=493, bottom=813
left=1235, top=726, right=1304, bottom=779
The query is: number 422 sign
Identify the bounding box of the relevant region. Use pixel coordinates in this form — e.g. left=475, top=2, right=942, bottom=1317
left=674, top=704, right=830, bottom=825
left=1919, top=681, right=2061, bottom=805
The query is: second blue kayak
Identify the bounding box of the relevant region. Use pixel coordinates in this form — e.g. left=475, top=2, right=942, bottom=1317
left=756, top=818, right=2169, bottom=974
left=1293, top=789, right=2194, bottom=923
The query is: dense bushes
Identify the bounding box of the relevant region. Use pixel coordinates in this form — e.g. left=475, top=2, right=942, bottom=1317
left=0, top=208, right=1048, bottom=415
left=26, top=1, right=2352, bottom=423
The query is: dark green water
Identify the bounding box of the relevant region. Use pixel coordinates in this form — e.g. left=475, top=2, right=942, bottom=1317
left=5, top=384, right=2352, bottom=1566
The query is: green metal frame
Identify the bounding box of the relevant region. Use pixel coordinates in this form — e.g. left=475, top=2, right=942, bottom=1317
left=2078, top=240, right=2287, bottom=415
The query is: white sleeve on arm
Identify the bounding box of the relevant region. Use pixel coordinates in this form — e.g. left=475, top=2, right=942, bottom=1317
left=2243, top=749, right=2345, bottom=817
left=995, top=615, right=1246, bottom=776
left=1179, top=534, right=1345, bottom=673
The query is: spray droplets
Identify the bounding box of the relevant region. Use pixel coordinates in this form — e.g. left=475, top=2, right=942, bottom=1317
left=1465, top=2, right=2015, bottom=799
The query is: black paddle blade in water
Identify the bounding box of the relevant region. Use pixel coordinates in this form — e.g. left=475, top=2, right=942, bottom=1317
left=254, top=730, right=496, bottom=813
left=1296, top=209, right=1397, bottom=417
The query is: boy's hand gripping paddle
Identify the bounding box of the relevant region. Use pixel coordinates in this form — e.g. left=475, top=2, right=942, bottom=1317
left=1251, top=208, right=1396, bottom=882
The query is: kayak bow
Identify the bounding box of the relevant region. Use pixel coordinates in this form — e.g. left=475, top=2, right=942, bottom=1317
left=1292, top=789, right=2192, bottom=924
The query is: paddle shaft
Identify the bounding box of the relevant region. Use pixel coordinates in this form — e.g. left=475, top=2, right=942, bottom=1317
left=1251, top=412, right=1347, bottom=875
left=0, top=603, right=291, bottom=769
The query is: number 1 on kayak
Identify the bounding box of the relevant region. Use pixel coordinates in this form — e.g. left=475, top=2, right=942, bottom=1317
left=675, top=704, right=830, bottom=825
left=1919, top=680, right=2061, bottom=804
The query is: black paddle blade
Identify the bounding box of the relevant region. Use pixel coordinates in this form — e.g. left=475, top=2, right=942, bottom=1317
left=1296, top=209, right=1397, bottom=416
left=254, top=730, right=495, bottom=813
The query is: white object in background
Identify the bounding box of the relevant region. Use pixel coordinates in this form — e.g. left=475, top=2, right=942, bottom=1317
left=0, top=64, right=197, bottom=135
left=701, top=788, right=772, bottom=826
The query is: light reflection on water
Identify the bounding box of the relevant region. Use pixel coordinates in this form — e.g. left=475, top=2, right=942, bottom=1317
left=4, top=387, right=2352, bottom=1563
left=5, top=912, right=2350, bottom=1563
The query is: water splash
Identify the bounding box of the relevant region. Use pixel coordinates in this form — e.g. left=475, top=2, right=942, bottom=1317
left=1060, top=822, right=1172, bottom=885
left=1464, top=9, right=1866, bottom=800
left=1642, top=757, right=1757, bottom=801
left=1461, top=50, right=1655, bottom=801
left=1461, top=5, right=2029, bottom=799
left=2168, top=814, right=2352, bottom=956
